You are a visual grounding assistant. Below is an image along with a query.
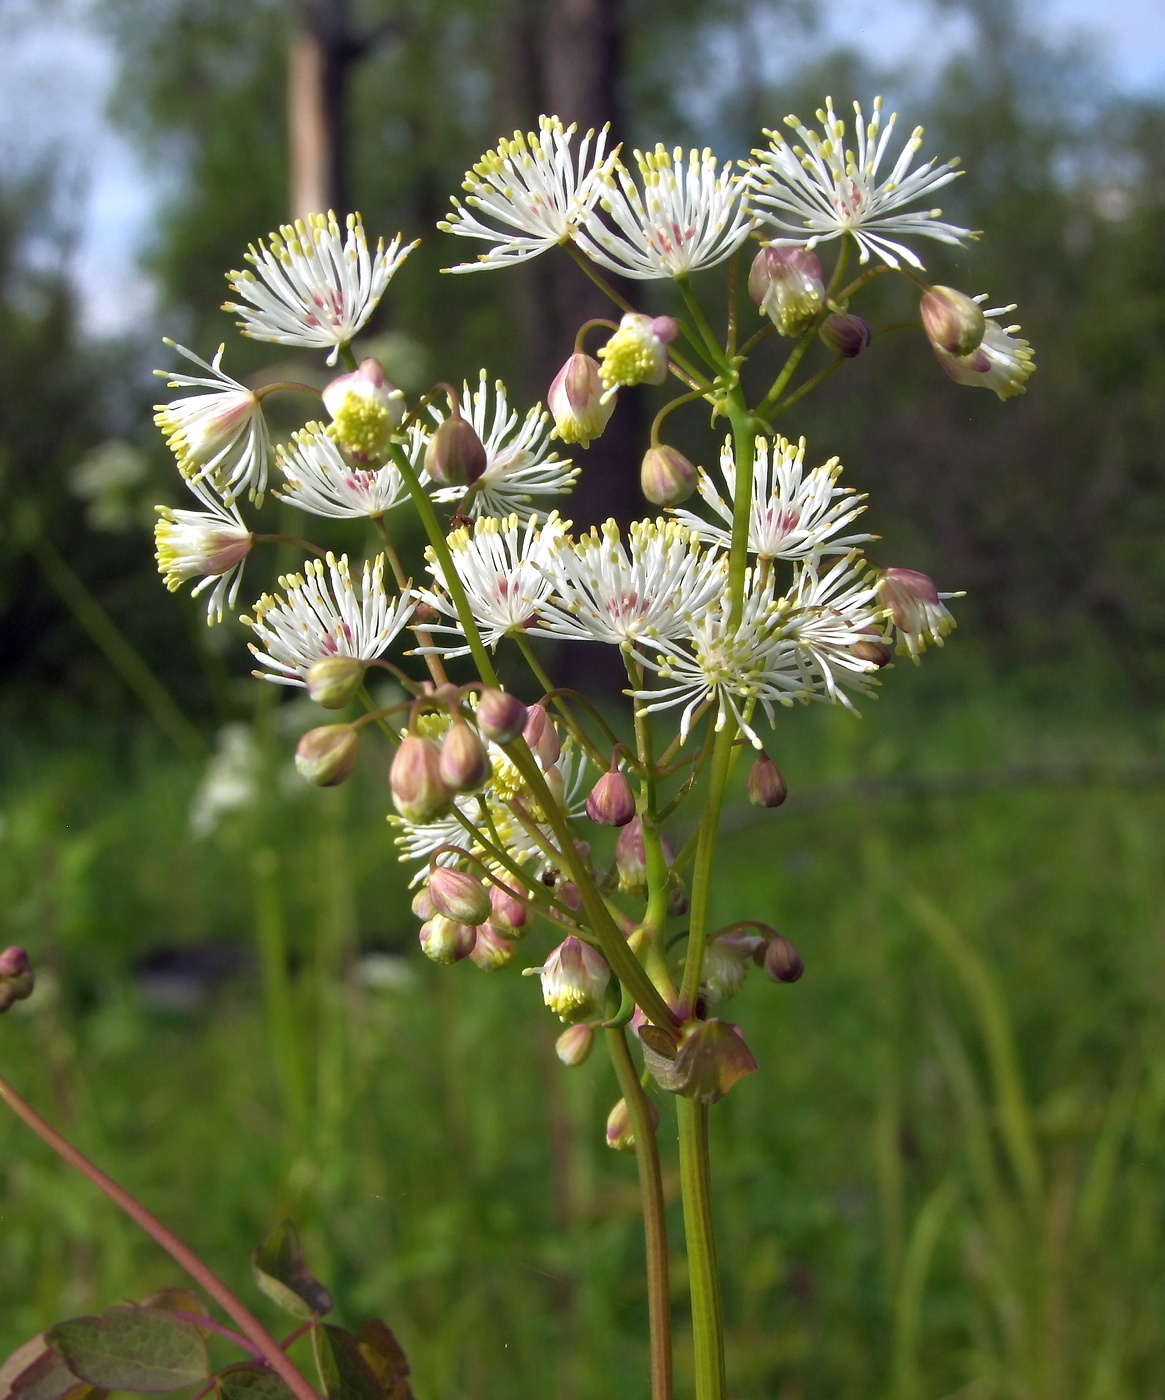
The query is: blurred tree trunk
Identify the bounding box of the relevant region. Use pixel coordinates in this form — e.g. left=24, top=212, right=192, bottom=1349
left=288, top=0, right=354, bottom=219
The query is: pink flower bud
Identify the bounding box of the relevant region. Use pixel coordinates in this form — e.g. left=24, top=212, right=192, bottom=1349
left=0, top=946, right=34, bottom=1012
left=390, top=735, right=451, bottom=822
left=322, top=358, right=405, bottom=457
left=557, top=881, right=583, bottom=912
left=748, top=246, right=825, bottom=335
left=819, top=312, right=872, bottom=358
left=305, top=655, right=366, bottom=709
left=614, top=817, right=647, bottom=894
left=851, top=628, right=893, bottom=668
left=556, top=1022, right=595, bottom=1067
left=878, top=568, right=957, bottom=661
left=419, top=916, right=476, bottom=964
left=476, top=688, right=528, bottom=745
left=920, top=285, right=986, bottom=357
left=424, top=415, right=487, bottom=487
left=522, top=703, right=561, bottom=765
left=537, top=936, right=610, bottom=1021
left=469, top=924, right=516, bottom=971
left=586, top=769, right=637, bottom=827
left=295, top=724, right=360, bottom=787
left=429, top=867, right=492, bottom=926
left=411, top=886, right=436, bottom=921
left=763, top=935, right=804, bottom=983
left=438, top=720, right=491, bottom=793
left=640, top=445, right=698, bottom=506
left=547, top=353, right=614, bottom=447
left=489, top=883, right=528, bottom=933
left=746, top=753, right=787, bottom=809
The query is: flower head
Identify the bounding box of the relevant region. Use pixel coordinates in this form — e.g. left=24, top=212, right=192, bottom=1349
left=322, top=358, right=406, bottom=456
left=575, top=145, right=753, bottom=280
left=931, top=301, right=1035, bottom=399
left=597, top=313, right=677, bottom=398
left=674, top=434, right=870, bottom=562
left=878, top=567, right=959, bottom=660
left=243, top=553, right=415, bottom=684
left=439, top=117, right=618, bottom=271
left=426, top=372, right=578, bottom=517
left=224, top=212, right=416, bottom=365
left=748, top=246, right=825, bottom=335
left=747, top=96, right=973, bottom=268
left=533, top=936, right=610, bottom=1021
left=538, top=518, right=725, bottom=647
left=154, top=342, right=271, bottom=504
left=277, top=423, right=409, bottom=519
left=777, top=554, right=884, bottom=705
left=154, top=487, right=253, bottom=623
left=419, top=512, right=566, bottom=655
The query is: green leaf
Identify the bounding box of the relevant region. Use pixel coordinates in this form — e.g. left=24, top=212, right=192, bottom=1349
left=252, top=1223, right=332, bottom=1321
left=47, top=1308, right=208, bottom=1393
left=311, top=1328, right=381, bottom=1400
left=139, top=1293, right=213, bottom=1338
left=0, top=1339, right=91, bottom=1400
left=217, top=1364, right=296, bottom=1400
left=353, top=1323, right=413, bottom=1400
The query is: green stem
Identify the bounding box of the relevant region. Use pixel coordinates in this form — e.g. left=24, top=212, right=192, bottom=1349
left=676, top=1098, right=725, bottom=1400
left=605, top=1028, right=673, bottom=1400
left=337, top=342, right=358, bottom=372
left=252, top=849, right=310, bottom=1145
left=767, top=355, right=845, bottom=420
left=678, top=723, right=736, bottom=1012
left=754, top=332, right=814, bottom=420
left=370, top=515, right=447, bottom=686
left=725, top=406, right=757, bottom=629
left=677, top=278, right=733, bottom=375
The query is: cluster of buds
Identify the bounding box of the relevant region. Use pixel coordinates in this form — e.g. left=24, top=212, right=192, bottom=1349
left=390, top=693, right=498, bottom=819
left=413, top=873, right=530, bottom=970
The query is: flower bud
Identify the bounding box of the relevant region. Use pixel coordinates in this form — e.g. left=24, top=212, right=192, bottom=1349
left=469, top=924, right=516, bottom=971
left=555, top=1022, right=595, bottom=1067
left=702, top=931, right=766, bottom=1003
left=522, top=703, right=561, bottom=765
left=746, top=753, right=787, bottom=809
left=614, top=817, right=647, bottom=895
left=419, top=916, right=476, bottom=964
left=640, top=445, right=698, bottom=506
left=819, top=312, right=872, bottom=358
left=438, top=720, right=491, bottom=793
left=0, top=947, right=34, bottom=1012
left=763, top=934, right=804, bottom=983
left=586, top=769, right=636, bottom=827
left=305, top=656, right=366, bottom=710
left=295, top=724, right=360, bottom=787
left=537, top=936, right=610, bottom=1021
left=489, top=883, right=528, bottom=934
left=597, top=313, right=677, bottom=396
left=749, top=246, right=825, bottom=335
left=411, top=886, right=436, bottom=921
left=605, top=1095, right=660, bottom=1151
left=429, top=867, right=491, bottom=926
left=878, top=568, right=957, bottom=661
left=476, top=688, right=528, bottom=745
left=920, top=285, right=986, bottom=358
left=424, top=414, right=487, bottom=487
left=322, top=358, right=405, bottom=457
left=390, top=735, right=451, bottom=822
left=557, top=881, right=583, bottom=912
left=851, top=628, right=893, bottom=668
left=542, top=763, right=566, bottom=810
left=548, top=353, right=615, bottom=446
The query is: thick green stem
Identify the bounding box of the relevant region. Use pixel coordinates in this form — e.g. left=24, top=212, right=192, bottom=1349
left=726, top=406, right=757, bottom=630
left=677, top=1097, right=725, bottom=1400
left=678, top=723, right=736, bottom=1012
left=605, top=1028, right=673, bottom=1400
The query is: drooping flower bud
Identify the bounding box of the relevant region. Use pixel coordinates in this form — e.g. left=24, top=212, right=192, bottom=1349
left=419, top=916, right=476, bottom=964
left=702, top=931, right=766, bottom=1002
left=390, top=735, right=451, bottom=822
left=749, top=246, right=825, bottom=335
left=469, top=924, right=516, bottom=971
left=878, top=568, right=957, bottom=661
left=763, top=934, right=804, bottom=983
left=819, top=312, right=872, bottom=358
left=605, top=1095, right=660, bottom=1151
left=522, top=703, right=561, bottom=765
left=476, top=689, right=528, bottom=745
left=438, top=720, right=491, bottom=793
left=851, top=627, right=893, bottom=668
left=555, top=1022, right=595, bottom=1067
left=322, top=358, right=405, bottom=457
left=920, top=286, right=986, bottom=358
left=0, top=947, right=35, bottom=1012
left=597, top=313, right=678, bottom=397
left=295, top=724, right=360, bottom=787
left=547, top=353, right=615, bottom=446
left=536, top=936, right=610, bottom=1021
left=640, top=445, right=698, bottom=506
left=411, top=886, right=436, bottom=921
left=746, top=753, right=788, bottom=809
left=614, top=817, right=647, bottom=895
left=586, top=768, right=637, bottom=827
left=489, top=883, right=529, bottom=934
left=429, top=867, right=492, bottom=926
left=305, top=655, right=366, bottom=710
left=424, top=414, right=487, bottom=487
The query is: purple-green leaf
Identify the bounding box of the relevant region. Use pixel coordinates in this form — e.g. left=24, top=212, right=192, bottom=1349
left=47, top=1308, right=208, bottom=1393
left=252, top=1223, right=333, bottom=1321
left=216, top=1363, right=296, bottom=1400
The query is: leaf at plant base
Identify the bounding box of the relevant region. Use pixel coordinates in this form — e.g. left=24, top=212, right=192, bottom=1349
left=47, top=1308, right=208, bottom=1393
left=0, top=1339, right=91, bottom=1400
left=139, top=1293, right=214, bottom=1337
left=311, top=1327, right=382, bottom=1400
left=352, top=1323, right=414, bottom=1400
left=217, top=1363, right=297, bottom=1400
left=252, top=1223, right=333, bottom=1320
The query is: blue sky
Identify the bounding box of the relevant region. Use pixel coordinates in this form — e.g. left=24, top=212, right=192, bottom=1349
left=2, top=0, right=1163, bottom=337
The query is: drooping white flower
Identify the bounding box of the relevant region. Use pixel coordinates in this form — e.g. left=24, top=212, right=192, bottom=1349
left=674, top=434, right=870, bottom=562
left=746, top=96, right=973, bottom=268
left=538, top=518, right=725, bottom=647
left=775, top=554, right=884, bottom=705
left=243, top=553, right=415, bottom=685
left=154, top=485, right=254, bottom=623
left=426, top=371, right=578, bottom=517
left=439, top=117, right=618, bottom=271
left=154, top=341, right=271, bottom=504
left=575, top=145, right=754, bottom=280
left=419, top=512, right=566, bottom=655
left=878, top=567, right=959, bottom=661
left=547, top=352, right=615, bottom=446
left=931, top=300, right=1036, bottom=399
left=532, top=935, right=610, bottom=1021
left=277, top=423, right=410, bottom=519
left=224, top=212, right=416, bottom=365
